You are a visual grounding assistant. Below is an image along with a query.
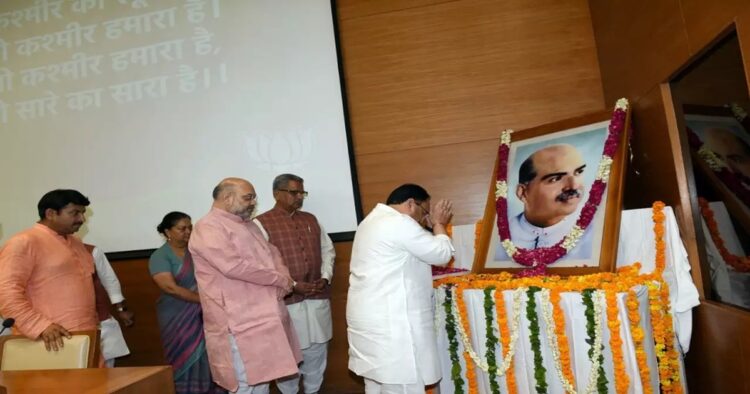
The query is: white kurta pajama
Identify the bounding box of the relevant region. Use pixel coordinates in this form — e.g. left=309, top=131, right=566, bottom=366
left=347, top=203, right=454, bottom=387
left=91, top=246, right=130, bottom=366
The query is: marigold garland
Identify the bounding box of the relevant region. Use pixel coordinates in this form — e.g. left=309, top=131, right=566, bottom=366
left=605, top=288, right=630, bottom=393
left=627, top=289, right=652, bottom=394
left=550, top=288, right=576, bottom=389
left=697, top=197, right=750, bottom=272
left=434, top=200, right=684, bottom=394
left=494, top=288, right=518, bottom=394
left=455, top=284, right=478, bottom=393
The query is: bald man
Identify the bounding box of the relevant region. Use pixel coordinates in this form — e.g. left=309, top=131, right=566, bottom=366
left=496, top=144, right=593, bottom=260
left=189, top=178, right=301, bottom=394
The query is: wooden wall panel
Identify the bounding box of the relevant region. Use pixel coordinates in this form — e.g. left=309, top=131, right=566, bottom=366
left=337, top=0, right=455, bottom=20
left=588, top=0, right=691, bottom=106
left=686, top=301, right=750, bottom=394
left=356, top=138, right=498, bottom=224
left=589, top=0, right=750, bottom=390
left=340, top=0, right=605, bottom=155
left=109, top=258, right=164, bottom=367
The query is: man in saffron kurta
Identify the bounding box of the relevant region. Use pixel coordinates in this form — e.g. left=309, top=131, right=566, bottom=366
left=0, top=189, right=98, bottom=351
left=189, top=177, right=301, bottom=393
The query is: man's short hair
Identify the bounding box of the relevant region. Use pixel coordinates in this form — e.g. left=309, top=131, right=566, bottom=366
left=37, top=189, right=90, bottom=219
left=273, top=174, right=304, bottom=191
left=386, top=184, right=430, bottom=205
left=518, top=155, right=537, bottom=185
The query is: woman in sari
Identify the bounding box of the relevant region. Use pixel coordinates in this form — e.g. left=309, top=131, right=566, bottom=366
left=149, top=211, right=225, bottom=394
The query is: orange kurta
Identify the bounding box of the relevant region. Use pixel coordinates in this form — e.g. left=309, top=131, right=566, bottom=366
left=0, top=224, right=97, bottom=339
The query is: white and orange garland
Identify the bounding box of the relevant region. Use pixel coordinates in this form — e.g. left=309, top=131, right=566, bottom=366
left=436, top=201, right=683, bottom=394
left=495, top=99, right=629, bottom=276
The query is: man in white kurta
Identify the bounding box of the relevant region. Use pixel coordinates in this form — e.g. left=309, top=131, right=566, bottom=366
left=347, top=184, right=454, bottom=393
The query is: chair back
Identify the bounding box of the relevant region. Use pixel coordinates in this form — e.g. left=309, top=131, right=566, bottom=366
left=0, top=330, right=99, bottom=371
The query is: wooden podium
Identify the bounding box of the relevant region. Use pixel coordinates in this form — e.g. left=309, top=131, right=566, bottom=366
left=0, top=366, right=173, bottom=393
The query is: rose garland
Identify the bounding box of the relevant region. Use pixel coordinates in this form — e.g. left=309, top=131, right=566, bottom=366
left=436, top=201, right=683, bottom=393
left=494, top=99, right=629, bottom=275
left=697, top=197, right=750, bottom=272
left=526, top=286, right=548, bottom=393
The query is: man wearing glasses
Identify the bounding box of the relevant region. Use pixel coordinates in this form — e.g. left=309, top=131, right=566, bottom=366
left=254, top=174, right=335, bottom=394
left=347, top=184, right=454, bottom=393
left=189, top=177, right=301, bottom=393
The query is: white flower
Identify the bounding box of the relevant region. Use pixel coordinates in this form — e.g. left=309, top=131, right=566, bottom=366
left=502, top=239, right=518, bottom=257
left=500, top=129, right=513, bottom=146
left=698, top=146, right=728, bottom=171
left=595, top=156, right=614, bottom=181
left=495, top=180, right=508, bottom=199
left=615, top=98, right=629, bottom=111
left=561, top=225, right=584, bottom=251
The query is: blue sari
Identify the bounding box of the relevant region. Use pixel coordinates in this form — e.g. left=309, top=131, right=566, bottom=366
left=149, top=244, right=225, bottom=394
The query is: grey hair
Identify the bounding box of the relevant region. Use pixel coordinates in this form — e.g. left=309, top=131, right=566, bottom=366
left=272, top=173, right=304, bottom=191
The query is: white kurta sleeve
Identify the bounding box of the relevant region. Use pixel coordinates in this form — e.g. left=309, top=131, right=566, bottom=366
left=319, top=224, right=335, bottom=282
left=399, top=218, right=454, bottom=266
left=252, top=218, right=270, bottom=241
left=92, top=247, right=125, bottom=304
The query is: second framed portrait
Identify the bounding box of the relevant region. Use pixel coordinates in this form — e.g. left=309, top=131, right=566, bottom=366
left=473, top=103, right=630, bottom=275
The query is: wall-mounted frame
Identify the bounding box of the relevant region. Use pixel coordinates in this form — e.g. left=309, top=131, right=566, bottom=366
left=473, top=109, right=629, bottom=275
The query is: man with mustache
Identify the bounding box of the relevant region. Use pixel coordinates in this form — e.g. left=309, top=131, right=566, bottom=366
left=189, top=177, right=301, bottom=393
left=0, top=189, right=99, bottom=351
left=254, top=174, right=335, bottom=394
left=498, top=144, right=593, bottom=260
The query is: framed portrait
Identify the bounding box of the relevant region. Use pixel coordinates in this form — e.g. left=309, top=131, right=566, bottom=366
left=684, top=104, right=750, bottom=236
left=472, top=109, right=630, bottom=275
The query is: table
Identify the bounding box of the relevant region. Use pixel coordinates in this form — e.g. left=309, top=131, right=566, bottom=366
left=0, top=366, right=174, bottom=393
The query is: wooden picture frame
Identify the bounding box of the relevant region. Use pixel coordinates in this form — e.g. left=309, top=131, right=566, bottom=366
left=683, top=104, right=750, bottom=237
left=472, top=110, right=630, bottom=275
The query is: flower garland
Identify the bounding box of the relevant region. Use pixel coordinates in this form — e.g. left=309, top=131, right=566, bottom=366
left=454, top=284, right=479, bottom=393
left=494, top=285, right=518, bottom=394
left=605, top=288, right=629, bottom=393
left=483, top=287, right=501, bottom=394
left=582, top=289, right=608, bottom=394
left=626, top=289, right=652, bottom=394
left=436, top=201, right=683, bottom=393
left=443, top=286, right=466, bottom=394
left=526, top=286, right=548, bottom=393
left=697, top=197, right=750, bottom=272
left=540, top=288, right=606, bottom=394
left=494, top=99, right=629, bottom=275
left=450, top=286, right=523, bottom=377
left=550, top=288, right=576, bottom=388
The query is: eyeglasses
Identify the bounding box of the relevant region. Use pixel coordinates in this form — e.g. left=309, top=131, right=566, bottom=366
left=415, top=202, right=429, bottom=216
left=278, top=189, right=309, bottom=197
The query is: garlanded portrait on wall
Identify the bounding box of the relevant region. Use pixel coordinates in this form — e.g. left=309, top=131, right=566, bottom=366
left=473, top=100, right=630, bottom=276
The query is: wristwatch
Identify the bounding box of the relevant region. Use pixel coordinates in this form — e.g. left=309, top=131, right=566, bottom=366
left=115, top=303, right=128, bottom=312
